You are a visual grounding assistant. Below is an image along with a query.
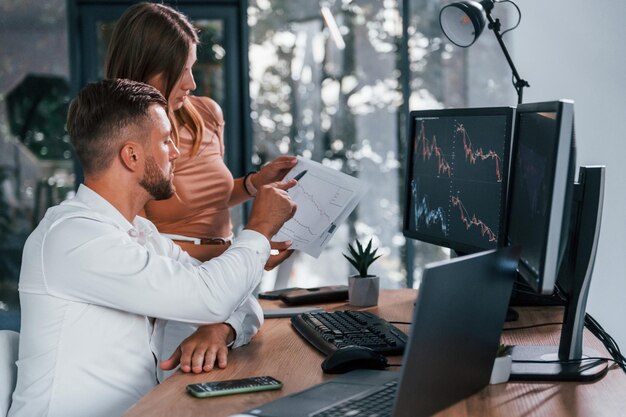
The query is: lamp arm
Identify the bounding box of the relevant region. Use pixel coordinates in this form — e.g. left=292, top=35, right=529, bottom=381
left=485, top=12, right=529, bottom=104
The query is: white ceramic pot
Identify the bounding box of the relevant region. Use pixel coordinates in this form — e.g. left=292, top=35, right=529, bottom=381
left=348, top=275, right=380, bottom=307
left=489, top=355, right=512, bottom=384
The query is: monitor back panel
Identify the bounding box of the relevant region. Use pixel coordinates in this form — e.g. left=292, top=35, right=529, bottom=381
left=392, top=246, right=520, bottom=417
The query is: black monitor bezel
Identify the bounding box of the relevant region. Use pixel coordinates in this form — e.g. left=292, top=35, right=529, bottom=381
left=402, top=106, right=515, bottom=254
left=506, top=100, right=575, bottom=294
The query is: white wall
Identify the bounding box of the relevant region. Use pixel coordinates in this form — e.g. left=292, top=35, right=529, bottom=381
left=509, top=1, right=626, bottom=348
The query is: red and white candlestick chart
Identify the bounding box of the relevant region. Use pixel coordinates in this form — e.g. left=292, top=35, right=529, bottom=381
left=413, top=119, right=501, bottom=242
left=456, top=123, right=503, bottom=182
left=415, top=121, right=452, bottom=177
left=415, top=120, right=503, bottom=182
left=451, top=194, right=497, bottom=242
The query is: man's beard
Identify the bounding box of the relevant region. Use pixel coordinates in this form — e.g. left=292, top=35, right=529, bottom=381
left=139, top=156, right=174, bottom=200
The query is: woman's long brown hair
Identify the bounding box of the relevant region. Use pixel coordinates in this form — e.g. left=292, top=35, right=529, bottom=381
left=105, top=2, right=204, bottom=156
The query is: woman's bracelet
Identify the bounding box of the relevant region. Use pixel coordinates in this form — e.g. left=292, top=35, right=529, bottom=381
left=243, top=171, right=258, bottom=197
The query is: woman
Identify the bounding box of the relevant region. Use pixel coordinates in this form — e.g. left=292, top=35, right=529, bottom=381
left=105, top=2, right=296, bottom=267
left=104, top=2, right=296, bottom=376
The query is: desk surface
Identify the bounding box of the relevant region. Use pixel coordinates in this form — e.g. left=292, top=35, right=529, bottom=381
left=123, top=289, right=626, bottom=417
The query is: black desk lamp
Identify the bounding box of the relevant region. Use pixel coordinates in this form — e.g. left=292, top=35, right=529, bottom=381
left=439, top=0, right=529, bottom=104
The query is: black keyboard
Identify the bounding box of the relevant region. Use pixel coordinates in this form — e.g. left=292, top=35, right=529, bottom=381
left=311, top=380, right=397, bottom=417
left=291, top=310, right=407, bottom=355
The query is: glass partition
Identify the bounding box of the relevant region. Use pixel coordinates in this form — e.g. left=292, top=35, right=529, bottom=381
left=0, top=0, right=71, bottom=330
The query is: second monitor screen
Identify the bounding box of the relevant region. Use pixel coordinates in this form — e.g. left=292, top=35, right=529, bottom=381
left=404, top=108, right=514, bottom=253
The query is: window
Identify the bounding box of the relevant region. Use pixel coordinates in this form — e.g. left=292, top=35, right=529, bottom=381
left=0, top=0, right=72, bottom=330
left=248, top=0, right=509, bottom=290
left=249, top=0, right=427, bottom=290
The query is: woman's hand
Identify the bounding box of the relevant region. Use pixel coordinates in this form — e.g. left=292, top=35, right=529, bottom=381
left=251, top=155, right=297, bottom=188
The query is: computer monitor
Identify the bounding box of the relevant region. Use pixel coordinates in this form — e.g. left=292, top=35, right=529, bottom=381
left=506, top=100, right=575, bottom=294
left=506, top=100, right=608, bottom=381
left=403, top=107, right=514, bottom=254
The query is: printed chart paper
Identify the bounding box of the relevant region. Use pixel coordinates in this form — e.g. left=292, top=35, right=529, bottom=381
left=273, top=157, right=368, bottom=257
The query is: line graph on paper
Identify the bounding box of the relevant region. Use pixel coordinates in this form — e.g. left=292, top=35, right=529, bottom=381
left=275, top=171, right=354, bottom=246
left=272, top=156, right=367, bottom=257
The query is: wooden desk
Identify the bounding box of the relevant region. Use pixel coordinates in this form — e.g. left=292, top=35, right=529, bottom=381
left=123, top=289, right=626, bottom=417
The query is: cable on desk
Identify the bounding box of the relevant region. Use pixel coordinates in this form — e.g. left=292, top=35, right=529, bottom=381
left=584, top=313, right=626, bottom=374
left=512, top=356, right=619, bottom=368
left=514, top=282, right=626, bottom=375
left=502, top=322, right=562, bottom=331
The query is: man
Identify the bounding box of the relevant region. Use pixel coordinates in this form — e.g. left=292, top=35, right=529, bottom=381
left=9, top=79, right=297, bottom=417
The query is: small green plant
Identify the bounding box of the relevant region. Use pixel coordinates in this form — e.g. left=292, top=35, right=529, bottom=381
left=343, top=238, right=382, bottom=278
left=497, top=343, right=512, bottom=357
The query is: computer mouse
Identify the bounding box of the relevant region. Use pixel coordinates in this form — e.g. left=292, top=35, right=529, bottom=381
left=321, top=346, right=388, bottom=374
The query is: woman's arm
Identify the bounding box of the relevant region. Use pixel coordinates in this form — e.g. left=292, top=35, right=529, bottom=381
left=228, top=176, right=253, bottom=206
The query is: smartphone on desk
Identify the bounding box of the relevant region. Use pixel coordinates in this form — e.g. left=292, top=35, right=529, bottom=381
left=186, top=376, right=283, bottom=398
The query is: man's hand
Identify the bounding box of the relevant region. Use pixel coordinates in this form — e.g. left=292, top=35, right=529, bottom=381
left=160, top=323, right=235, bottom=373
left=265, top=240, right=294, bottom=270
left=246, top=180, right=297, bottom=240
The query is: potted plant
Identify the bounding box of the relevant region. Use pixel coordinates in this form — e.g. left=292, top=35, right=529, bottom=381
left=490, top=343, right=513, bottom=384
left=343, top=239, right=382, bottom=307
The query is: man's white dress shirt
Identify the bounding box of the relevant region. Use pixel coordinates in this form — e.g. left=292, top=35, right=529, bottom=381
left=8, top=185, right=266, bottom=417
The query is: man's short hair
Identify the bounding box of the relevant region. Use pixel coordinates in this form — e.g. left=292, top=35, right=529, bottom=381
left=67, top=78, right=167, bottom=176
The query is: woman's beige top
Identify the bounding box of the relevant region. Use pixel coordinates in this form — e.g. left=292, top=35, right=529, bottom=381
left=144, top=96, right=233, bottom=239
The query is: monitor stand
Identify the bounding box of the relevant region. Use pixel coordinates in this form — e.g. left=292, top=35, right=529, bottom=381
left=510, top=166, right=608, bottom=381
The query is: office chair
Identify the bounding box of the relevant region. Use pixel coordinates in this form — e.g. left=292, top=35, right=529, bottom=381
left=0, top=330, right=19, bottom=417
